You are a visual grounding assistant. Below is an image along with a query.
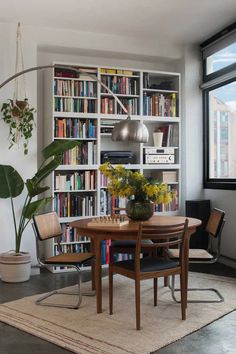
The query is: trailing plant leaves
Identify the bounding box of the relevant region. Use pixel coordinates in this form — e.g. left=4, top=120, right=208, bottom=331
left=42, top=140, right=80, bottom=159
left=0, top=165, right=24, bottom=198
left=26, top=179, right=50, bottom=197
left=23, top=197, right=53, bottom=219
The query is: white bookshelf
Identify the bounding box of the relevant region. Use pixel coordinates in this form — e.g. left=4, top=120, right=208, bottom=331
left=44, top=62, right=181, bottom=272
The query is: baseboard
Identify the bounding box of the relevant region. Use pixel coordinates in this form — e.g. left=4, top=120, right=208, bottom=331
left=219, top=255, right=236, bottom=269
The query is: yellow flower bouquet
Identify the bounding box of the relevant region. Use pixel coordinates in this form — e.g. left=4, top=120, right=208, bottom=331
left=99, top=162, right=175, bottom=220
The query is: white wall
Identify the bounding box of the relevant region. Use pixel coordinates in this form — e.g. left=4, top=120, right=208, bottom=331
left=0, top=23, right=37, bottom=263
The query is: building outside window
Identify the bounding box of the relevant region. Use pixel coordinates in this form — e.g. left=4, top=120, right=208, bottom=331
left=201, top=23, right=236, bottom=189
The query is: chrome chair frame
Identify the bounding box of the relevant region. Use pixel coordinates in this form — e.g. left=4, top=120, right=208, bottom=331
left=169, top=209, right=225, bottom=304
left=32, top=212, right=95, bottom=309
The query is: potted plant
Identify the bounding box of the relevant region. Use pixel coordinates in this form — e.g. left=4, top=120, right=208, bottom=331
left=99, top=163, right=175, bottom=221
left=1, top=98, right=36, bottom=155
left=0, top=140, right=79, bottom=282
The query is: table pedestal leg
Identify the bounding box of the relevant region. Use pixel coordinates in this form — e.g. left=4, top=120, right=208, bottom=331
left=94, top=239, right=102, bottom=313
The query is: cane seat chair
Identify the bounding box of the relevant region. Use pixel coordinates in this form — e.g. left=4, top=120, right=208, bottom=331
left=32, top=212, right=95, bottom=309
left=109, top=219, right=189, bottom=330
left=168, top=208, right=225, bottom=303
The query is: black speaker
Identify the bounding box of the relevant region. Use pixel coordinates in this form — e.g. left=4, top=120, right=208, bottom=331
left=185, top=200, right=211, bottom=249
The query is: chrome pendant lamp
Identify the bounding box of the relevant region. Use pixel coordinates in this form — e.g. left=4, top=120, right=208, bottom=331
left=111, top=115, right=149, bottom=142
left=0, top=64, right=149, bottom=143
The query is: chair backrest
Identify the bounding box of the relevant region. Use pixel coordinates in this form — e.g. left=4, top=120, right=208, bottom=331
left=206, top=208, right=225, bottom=238
left=33, top=212, right=62, bottom=241
left=135, top=219, right=189, bottom=268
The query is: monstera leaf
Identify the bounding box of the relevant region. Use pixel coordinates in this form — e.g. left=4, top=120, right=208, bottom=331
left=0, top=165, right=24, bottom=198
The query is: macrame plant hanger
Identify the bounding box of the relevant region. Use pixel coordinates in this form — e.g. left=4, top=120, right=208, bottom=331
left=13, top=22, right=27, bottom=104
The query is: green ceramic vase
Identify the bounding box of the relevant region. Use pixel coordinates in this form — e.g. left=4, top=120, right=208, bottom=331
left=126, top=200, right=153, bottom=221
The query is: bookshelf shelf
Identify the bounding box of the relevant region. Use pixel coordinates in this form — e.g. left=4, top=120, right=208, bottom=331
left=44, top=63, right=181, bottom=272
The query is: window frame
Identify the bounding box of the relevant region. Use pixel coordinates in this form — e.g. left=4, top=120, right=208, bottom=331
left=202, top=22, right=236, bottom=190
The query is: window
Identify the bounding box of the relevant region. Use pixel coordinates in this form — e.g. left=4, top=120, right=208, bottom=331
left=201, top=22, right=236, bottom=189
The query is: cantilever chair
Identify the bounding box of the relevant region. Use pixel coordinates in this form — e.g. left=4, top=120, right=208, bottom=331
left=109, top=220, right=189, bottom=330
left=32, top=211, right=95, bottom=309
left=168, top=208, right=225, bottom=303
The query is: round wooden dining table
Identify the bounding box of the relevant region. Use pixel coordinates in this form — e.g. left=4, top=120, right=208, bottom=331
left=72, top=215, right=202, bottom=313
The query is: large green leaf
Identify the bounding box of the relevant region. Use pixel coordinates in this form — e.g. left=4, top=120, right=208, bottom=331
left=26, top=179, right=50, bottom=197
left=23, top=197, right=53, bottom=219
left=0, top=165, right=24, bottom=199
left=42, top=140, right=80, bottom=159
left=30, top=154, right=62, bottom=186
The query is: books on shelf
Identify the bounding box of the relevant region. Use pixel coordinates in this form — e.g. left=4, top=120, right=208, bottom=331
left=54, top=193, right=96, bottom=217
left=54, top=97, right=96, bottom=113
left=62, top=142, right=97, bottom=165
left=59, top=224, right=90, bottom=243
left=54, top=79, right=97, bottom=97
left=143, top=92, right=177, bottom=117
left=55, top=170, right=96, bottom=190
left=101, top=97, right=139, bottom=114
left=54, top=118, right=96, bottom=139
left=101, top=76, right=139, bottom=95
left=157, top=124, right=178, bottom=147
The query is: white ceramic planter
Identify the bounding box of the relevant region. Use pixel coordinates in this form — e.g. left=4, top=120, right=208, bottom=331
left=0, top=251, right=31, bottom=283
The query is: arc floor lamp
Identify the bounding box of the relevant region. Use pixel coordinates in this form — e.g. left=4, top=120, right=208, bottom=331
left=0, top=65, right=149, bottom=143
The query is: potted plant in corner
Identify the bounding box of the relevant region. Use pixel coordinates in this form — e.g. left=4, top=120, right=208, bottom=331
left=0, top=140, right=79, bottom=282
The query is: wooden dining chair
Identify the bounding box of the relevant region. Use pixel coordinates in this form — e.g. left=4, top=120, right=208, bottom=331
left=109, top=206, right=153, bottom=262
left=32, top=211, right=95, bottom=309
left=168, top=208, right=225, bottom=303
left=109, top=219, right=189, bottom=330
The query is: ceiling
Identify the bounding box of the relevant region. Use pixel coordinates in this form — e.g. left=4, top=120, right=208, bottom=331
left=0, top=0, right=235, bottom=45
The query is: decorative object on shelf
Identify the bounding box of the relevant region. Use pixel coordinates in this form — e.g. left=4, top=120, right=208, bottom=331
left=153, top=130, right=164, bottom=147
left=0, top=23, right=36, bottom=155
left=99, top=162, right=174, bottom=221
left=0, top=140, right=79, bottom=282
left=0, top=64, right=149, bottom=143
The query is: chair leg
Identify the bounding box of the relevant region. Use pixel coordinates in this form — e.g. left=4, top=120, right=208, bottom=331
left=154, top=278, right=158, bottom=306
left=169, top=275, right=224, bottom=304
left=135, top=278, right=141, bottom=330
left=164, top=276, right=169, bottom=287
left=36, top=265, right=82, bottom=309
left=180, top=273, right=186, bottom=320
left=109, top=266, right=113, bottom=315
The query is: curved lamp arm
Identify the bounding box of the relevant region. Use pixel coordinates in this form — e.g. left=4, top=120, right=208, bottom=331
left=0, top=64, right=128, bottom=115
left=0, top=64, right=148, bottom=142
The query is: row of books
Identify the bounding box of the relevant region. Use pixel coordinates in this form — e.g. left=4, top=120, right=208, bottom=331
left=54, top=193, right=97, bottom=217
left=55, top=171, right=96, bottom=191
left=54, top=97, right=97, bottom=113
left=57, top=224, right=90, bottom=243
left=157, top=123, right=179, bottom=147
left=62, top=142, right=97, bottom=165
left=100, top=190, right=126, bottom=215
left=101, top=98, right=139, bottom=115
left=54, top=79, right=97, bottom=97
left=55, top=67, right=97, bottom=78
left=143, top=93, right=177, bottom=117
left=101, top=76, right=139, bottom=95
left=100, top=173, right=108, bottom=187
left=54, top=118, right=97, bottom=139
left=54, top=243, right=91, bottom=258
left=100, top=68, right=136, bottom=76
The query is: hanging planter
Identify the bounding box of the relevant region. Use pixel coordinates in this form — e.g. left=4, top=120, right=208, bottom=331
left=1, top=23, right=36, bottom=155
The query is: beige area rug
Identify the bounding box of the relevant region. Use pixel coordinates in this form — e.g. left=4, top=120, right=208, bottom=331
left=0, top=272, right=236, bottom=354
